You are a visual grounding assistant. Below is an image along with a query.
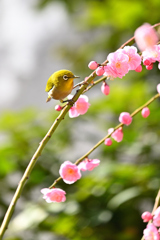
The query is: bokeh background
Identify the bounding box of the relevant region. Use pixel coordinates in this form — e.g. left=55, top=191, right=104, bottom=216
left=0, top=0, right=160, bottom=239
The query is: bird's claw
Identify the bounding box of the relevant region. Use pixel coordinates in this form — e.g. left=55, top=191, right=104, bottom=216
left=61, top=99, right=74, bottom=105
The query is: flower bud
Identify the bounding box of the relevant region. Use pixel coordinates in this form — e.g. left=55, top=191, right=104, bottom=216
left=101, top=82, right=110, bottom=95
left=55, top=105, right=62, bottom=111
left=104, top=138, right=112, bottom=146
left=141, top=107, right=150, bottom=118
left=96, top=66, right=105, bottom=76
left=88, top=61, right=98, bottom=70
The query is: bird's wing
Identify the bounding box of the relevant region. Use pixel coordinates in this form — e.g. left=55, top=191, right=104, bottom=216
left=45, top=76, right=55, bottom=92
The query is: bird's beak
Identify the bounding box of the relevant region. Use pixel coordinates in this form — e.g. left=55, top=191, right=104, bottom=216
left=73, top=75, right=80, bottom=78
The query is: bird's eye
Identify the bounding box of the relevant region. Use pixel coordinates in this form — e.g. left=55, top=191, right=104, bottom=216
left=63, top=75, right=69, bottom=81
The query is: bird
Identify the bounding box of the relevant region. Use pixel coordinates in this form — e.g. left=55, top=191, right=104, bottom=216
left=45, top=69, right=79, bottom=103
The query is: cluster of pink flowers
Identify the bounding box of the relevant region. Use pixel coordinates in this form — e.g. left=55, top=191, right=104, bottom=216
left=104, top=46, right=142, bottom=79
left=142, top=45, right=160, bottom=70
left=43, top=23, right=160, bottom=206
left=104, top=107, right=151, bottom=146
left=89, top=42, right=160, bottom=80
left=59, top=159, right=100, bottom=183
left=141, top=207, right=160, bottom=240
left=89, top=46, right=142, bottom=79
left=88, top=23, right=159, bottom=97
left=41, top=158, right=100, bottom=203
left=55, top=23, right=159, bottom=120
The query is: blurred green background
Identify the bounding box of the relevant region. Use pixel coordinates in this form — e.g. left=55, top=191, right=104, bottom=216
left=0, top=0, right=160, bottom=239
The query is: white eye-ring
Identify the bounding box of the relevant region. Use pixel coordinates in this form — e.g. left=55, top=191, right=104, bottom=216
left=63, top=75, right=69, bottom=81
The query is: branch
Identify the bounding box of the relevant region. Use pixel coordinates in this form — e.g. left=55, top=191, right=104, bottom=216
left=49, top=93, right=160, bottom=188
left=1, top=22, right=160, bottom=239
left=0, top=71, right=98, bottom=239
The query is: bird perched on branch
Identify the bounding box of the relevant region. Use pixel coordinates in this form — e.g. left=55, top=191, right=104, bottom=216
left=45, top=69, right=79, bottom=103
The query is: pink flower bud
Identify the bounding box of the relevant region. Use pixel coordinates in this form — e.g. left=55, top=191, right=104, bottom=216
left=146, top=63, right=153, bottom=70
left=96, top=66, right=105, bottom=76
left=55, top=105, right=62, bottom=111
left=59, top=161, right=81, bottom=184
left=141, top=211, right=153, bottom=222
left=119, top=112, right=132, bottom=126
left=88, top=61, right=99, bottom=70
left=41, top=188, right=66, bottom=203
left=135, top=65, right=142, bottom=72
left=157, top=83, right=160, bottom=94
left=101, top=82, right=110, bottom=95
left=111, top=127, right=123, bottom=142
left=104, top=138, right=112, bottom=146
left=143, top=59, right=152, bottom=66
left=141, top=107, right=150, bottom=118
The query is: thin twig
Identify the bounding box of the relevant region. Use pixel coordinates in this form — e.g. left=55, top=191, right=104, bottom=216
left=82, top=76, right=107, bottom=94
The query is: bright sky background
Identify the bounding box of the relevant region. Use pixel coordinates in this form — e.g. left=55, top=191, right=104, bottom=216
left=0, top=0, right=76, bottom=111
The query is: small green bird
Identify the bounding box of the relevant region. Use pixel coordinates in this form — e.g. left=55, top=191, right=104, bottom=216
left=45, top=69, right=79, bottom=103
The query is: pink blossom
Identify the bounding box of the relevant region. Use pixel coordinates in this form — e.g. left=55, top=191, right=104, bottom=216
left=141, top=211, right=153, bottom=222
left=134, top=23, right=159, bottom=51
left=96, top=66, right=105, bottom=76
left=75, top=95, right=90, bottom=114
left=101, top=82, right=110, bottom=95
left=69, top=106, right=79, bottom=118
left=119, top=112, right=132, bottom=126
left=142, top=45, right=160, bottom=64
left=55, top=105, right=62, bottom=111
left=41, top=188, right=66, bottom=203
left=69, top=95, right=90, bottom=118
left=88, top=61, right=99, bottom=70
left=142, top=107, right=150, bottom=118
left=157, top=84, right=160, bottom=94
left=123, top=46, right=142, bottom=70
left=104, top=138, right=112, bottom=146
left=143, top=223, right=160, bottom=240
left=108, top=127, right=123, bottom=142
left=111, top=127, right=123, bottom=142
left=78, top=158, right=100, bottom=171
left=104, top=50, right=129, bottom=79
left=59, top=161, right=81, bottom=184
left=158, top=63, right=160, bottom=70
left=135, top=65, right=142, bottom=72
left=153, top=207, right=160, bottom=227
